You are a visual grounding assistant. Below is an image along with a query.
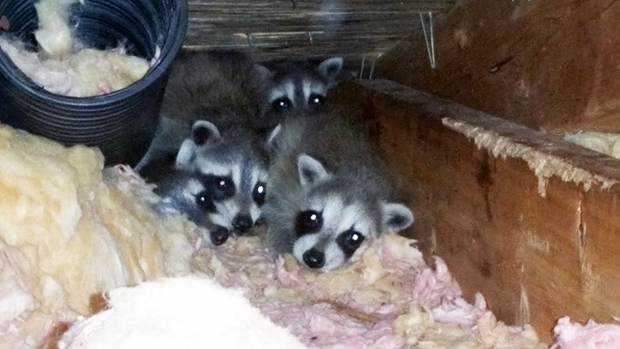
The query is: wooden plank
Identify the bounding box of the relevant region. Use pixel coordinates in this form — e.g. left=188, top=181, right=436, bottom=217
left=182, top=0, right=456, bottom=61
left=374, top=0, right=620, bottom=132
left=330, top=79, right=620, bottom=343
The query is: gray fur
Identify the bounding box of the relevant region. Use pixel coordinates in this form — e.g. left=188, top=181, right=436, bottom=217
left=144, top=121, right=270, bottom=238
left=151, top=169, right=226, bottom=246
left=160, top=50, right=267, bottom=129
left=137, top=53, right=345, bottom=170
left=263, top=112, right=414, bottom=271
left=256, top=57, right=344, bottom=131
left=137, top=50, right=272, bottom=242
left=136, top=50, right=269, bottom=170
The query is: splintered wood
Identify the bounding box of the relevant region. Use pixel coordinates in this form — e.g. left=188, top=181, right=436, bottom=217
left=441, top=118, right=617, bottom=197
left=330, top=79, right=620, bottom=344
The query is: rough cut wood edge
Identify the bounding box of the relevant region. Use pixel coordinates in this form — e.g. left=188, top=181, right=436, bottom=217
left=330, top=78, right=620, bottom=344
left=441, top=118, right=617, bottom=196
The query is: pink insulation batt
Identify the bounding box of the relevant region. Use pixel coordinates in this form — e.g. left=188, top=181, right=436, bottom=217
left=191, top=234, right=546, bottom=348
left=551, top=317, right=620, bottom=349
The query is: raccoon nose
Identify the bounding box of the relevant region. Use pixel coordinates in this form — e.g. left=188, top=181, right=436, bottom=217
left=210, top=226, right=229, bottom=246
left=303, top=249, right=325, bottom=269
left=232, top=214, right=253, bottom=234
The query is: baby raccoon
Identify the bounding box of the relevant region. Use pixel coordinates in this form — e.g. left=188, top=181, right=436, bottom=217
left=139, top=120, right=269, bottom=245
left=263, top=112, right=414, bottom=271
left=174, top=120, right=270, bottom=235
left=137, top=50, right=273, bottom=244
left=255, top=57, right=344, bottom=131
left=151, top=168, right=231, bottom=246
left=136, top=49, right=269, bottom=169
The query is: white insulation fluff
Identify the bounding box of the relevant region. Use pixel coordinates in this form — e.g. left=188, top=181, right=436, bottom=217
left=551, top=317, right=620, bottom=349
left=0, top=0, right=151, bottom=97
left=0, top=124, right=194, bottom=347
left=564, top=131, right=620, bottom=160
left=53, top=233, right=548, bottom=349
left=189, top=234, right=548, bottom=348
left=58, top=277, right=307, bottom=349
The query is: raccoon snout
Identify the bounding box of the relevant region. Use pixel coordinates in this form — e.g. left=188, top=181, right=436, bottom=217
left=232, top=214, right=253, bottom=234
left=303, top=249, right=325, bottom=269
left=211, top=226, right=229, bottom=246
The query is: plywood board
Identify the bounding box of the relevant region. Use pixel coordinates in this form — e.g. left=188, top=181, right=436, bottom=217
left=374, top=0, right=620, bottom=132
left=330, top=79, right=620, bottom=343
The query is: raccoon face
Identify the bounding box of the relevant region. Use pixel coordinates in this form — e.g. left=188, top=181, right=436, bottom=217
left=154, top=170, right=230, bottom=247
left=256, top=57, right=344, bottom=114
left=176, top=121, right=269, bottom=236
left=293, top=195, right=373, bottom=271
left=191, top=165, right=267, bottom=235
left=291, top=154, right=414, bottom=271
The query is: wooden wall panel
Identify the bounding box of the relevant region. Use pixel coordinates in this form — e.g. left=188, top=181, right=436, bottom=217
left=184, top=0, right=455, bottom=62
left=374, top=0, right=620, bottom=132
left=331, top=79, right=620, bottom=343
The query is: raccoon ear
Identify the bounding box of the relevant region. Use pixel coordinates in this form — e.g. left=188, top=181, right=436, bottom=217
left=191, top=120, right=221, bottom=146
left=317, top=57, right=343, bottom=85
left=252, top=63, right=273, bottom=83
left=266, top=124, right=282, bottom=152
left=175, top=138, right=197, bottom=169
left=381, top=202, right=414, bottom=233
left=297, top=154, right=330, bottom=188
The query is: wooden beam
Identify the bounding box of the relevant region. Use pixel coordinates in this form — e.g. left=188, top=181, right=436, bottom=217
left=330, top=79, right=620, bottom=343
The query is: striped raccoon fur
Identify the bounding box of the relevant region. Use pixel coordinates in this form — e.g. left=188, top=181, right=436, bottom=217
left=137, top=50, right=269, bottom=245
left=141, top=120, right=270, bottom=246
left=137, top=52, right=343, bottom=247
left=137, top=52, right=345, bottom=169
left=256, top=57, right=344, bottom=131
left=263, top=112, right=414, bottom=271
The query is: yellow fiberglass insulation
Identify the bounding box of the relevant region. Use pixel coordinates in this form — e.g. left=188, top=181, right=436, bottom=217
left=0, top=124, right=194, bottom=347
left=0, top=0, right=152, bottom=97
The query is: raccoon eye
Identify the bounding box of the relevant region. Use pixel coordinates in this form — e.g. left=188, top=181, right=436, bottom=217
left=296, top=210, right=323, bottom=236
left=253, top=181, right=266, bottom=205
left=309, top=94, right=325, bottom=107
left=336, top=229, right=366, bottom=258
left=213, top=177, right=235, bottom=198
left=272, top=97, right=292, bottom=112
left=195, top=190, right=216, bottom=212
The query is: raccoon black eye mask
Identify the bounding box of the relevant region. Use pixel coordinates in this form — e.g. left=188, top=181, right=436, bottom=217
left=149, top=169, right=231, bottom=247
left=253, top=181, right=266, bottom=205
left=263, top=113, right=414, bottom=271
left=271, top=93, right=325, bottom=113
left=336, top=228, right=365, bottom=259
left=194, top=175, right=235, bottom=211
left=296, top=210, right=323, bottom=236
left=175, top=120, right=271, bottom=237
left=259, top=57, right=343, bottom=115
left=265, top=151, right=414, bottom=272
left=295, top=209, right=366, bottom=269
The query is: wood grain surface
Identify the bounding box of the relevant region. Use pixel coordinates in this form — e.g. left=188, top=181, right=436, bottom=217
left=375, top=0, right=620, bottom=133
left=330, top=79, right=620, bottom=343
